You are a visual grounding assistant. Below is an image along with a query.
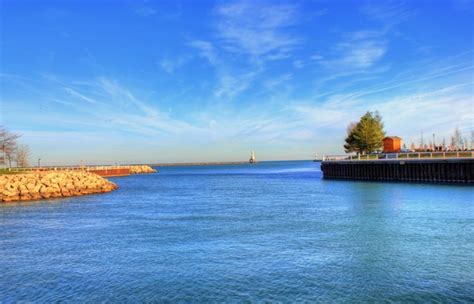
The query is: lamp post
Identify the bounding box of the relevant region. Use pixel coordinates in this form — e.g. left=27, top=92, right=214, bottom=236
left=1, top=143, right=5, bottom=168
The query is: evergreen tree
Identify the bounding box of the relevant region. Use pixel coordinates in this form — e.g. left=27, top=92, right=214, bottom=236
left=344, top=122, right=359, bottom=153
left=344, top=111, right=385, bottom=154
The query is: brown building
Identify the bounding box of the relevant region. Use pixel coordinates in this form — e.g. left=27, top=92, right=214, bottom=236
left=383, top=136, right=402, bottom=153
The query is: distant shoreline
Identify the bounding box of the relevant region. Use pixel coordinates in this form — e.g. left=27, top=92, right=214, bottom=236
left=151, top=161, right=250, bottom=167
left=150, top=160, right=314, bottom=167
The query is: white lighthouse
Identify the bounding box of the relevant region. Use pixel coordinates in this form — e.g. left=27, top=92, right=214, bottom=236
left=249, top=151, right=256, bottom=163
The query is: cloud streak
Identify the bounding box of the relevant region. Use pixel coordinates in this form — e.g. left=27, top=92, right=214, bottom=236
left=215, top=1, right=300, bottom=59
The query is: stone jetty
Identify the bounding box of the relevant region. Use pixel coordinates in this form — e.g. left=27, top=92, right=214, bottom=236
left=0, top=171, right=117, bottom=202
left=129, top=165, right=157, bottom=174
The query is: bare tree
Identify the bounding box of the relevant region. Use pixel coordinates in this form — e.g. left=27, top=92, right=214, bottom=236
left=471, top=131, right=474, bottom=150
left=452, top=127, right=463, bottom=150
left=16, top=144, right=30, bottom=167
left=0, top=126, right=20, bottom=168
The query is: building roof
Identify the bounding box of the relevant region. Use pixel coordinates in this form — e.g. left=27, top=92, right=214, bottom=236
left=383, top=136, right=402, bottom=140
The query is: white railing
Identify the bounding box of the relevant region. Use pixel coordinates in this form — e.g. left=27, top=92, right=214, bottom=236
left=322, top=155, right=353, bottom=161
left=323, top=151, right=474, bottom=162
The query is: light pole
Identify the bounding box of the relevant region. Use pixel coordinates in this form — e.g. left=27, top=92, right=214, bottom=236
left=1, top=143, right=5, bottom=168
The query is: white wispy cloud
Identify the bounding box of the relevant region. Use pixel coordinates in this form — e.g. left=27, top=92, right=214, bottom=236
left=263, top=73, right=293, bottom=90
left=293, top=60, right=304, bottom=69
left=189, top=38, right=262, bottom=100
left=320, top=31, right=387, bottom=70
left=10, top=75, right=205, bottom=139
left=310, top=54, right=323, bottom=61
left=315, top=11, right=393, bottom=73
left=186, top=1, right=303, bottom=100
left=215, top=1, right=300, bottom=59
left=189, top=40, right=218, bottom=65
left=158, top=56, right=190, bottom=74
left=360, top=1, right=411, bottom=26
left=96, top=77, right=160, bottom=117
left=312, top=9, right=328, bottom=17
left=64, top=87, right=97, bottom=104
left=213, top=71, right=258, bottom=99
left=134, top=6, right=157, bottom=16
left=339, top=62, right=474, bottom=101
left=336, top=40, right=387, bottom=69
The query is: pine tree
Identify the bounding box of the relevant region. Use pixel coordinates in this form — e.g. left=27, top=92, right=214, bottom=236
left=344, top=111, right=386, bottom=154
left=344, top=122, right=359, bottom=153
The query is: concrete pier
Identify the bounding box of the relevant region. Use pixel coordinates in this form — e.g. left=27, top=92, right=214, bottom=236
left=321, top=158, right=474, bottom=184
left=3, top=165, right=156, bottom=177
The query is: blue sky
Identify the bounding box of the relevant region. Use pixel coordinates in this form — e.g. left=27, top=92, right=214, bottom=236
left=1, top=0, right=473, bottom=165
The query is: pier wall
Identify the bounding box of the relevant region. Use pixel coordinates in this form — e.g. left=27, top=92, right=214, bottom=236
left=321, top=159, right=473, bottom=184
left=88, top=168, right=130, bottom=177
left=5, top=165, right=157, bottom=177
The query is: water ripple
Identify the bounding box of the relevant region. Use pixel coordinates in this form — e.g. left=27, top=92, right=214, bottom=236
left=1, top=161, right=473, bottom=302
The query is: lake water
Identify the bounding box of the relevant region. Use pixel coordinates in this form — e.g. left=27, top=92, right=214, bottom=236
left=1, top=161, right=473, bottom=302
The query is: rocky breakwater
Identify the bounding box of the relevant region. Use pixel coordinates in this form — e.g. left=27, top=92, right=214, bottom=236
left=0, top=171, right=117, bottom=202
left=129, top=165, right=157, bottom=174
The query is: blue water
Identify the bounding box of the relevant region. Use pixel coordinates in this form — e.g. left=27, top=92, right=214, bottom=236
left=1, top=161, right=473, bottom=302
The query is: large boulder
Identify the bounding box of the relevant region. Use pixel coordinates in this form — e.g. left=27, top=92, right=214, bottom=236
left=129, top=165, right=157, bottom=174
left=0, top=171, right=118, bottom=203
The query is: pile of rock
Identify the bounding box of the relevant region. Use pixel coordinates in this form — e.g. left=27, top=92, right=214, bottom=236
left=129, top=165, right=157, bottom=174
left=0, top=171, right=117, bottom=202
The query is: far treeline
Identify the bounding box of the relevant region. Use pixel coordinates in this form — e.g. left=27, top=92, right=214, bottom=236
left=0, top=126, right=30, bottom=168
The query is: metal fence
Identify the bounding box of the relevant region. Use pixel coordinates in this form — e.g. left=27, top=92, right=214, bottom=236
left=1, top=165, right=141, bottom=172
left=323, top=151, right=474, bottom=162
